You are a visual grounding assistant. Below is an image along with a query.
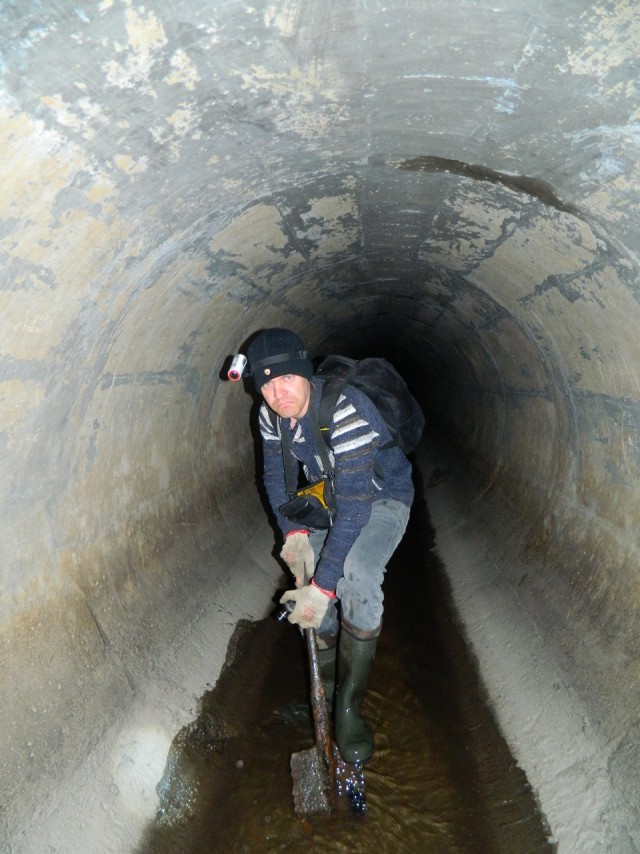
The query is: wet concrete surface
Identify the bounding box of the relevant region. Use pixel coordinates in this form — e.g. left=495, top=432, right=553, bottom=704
left=137, top=483, right=554, bottom=853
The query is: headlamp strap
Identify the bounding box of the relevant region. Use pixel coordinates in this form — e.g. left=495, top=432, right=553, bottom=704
left=250, top=350, right=308, bottom=373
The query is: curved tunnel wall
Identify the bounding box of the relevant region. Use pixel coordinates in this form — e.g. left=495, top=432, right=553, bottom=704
left=2, top=2, right=640, bottom=851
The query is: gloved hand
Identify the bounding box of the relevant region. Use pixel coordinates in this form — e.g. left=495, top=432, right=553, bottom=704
left=279, top=583, right=332, bottom=629
left=280, top=531, right=315, bottom=588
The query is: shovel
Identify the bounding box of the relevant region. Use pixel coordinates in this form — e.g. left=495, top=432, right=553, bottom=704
left=279, top=561, right=367, bottom=816
left=289, top=625, right=336, bottom=814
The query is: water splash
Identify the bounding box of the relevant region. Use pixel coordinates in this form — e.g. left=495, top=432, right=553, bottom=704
left=334, top=752, right=366, bottom=814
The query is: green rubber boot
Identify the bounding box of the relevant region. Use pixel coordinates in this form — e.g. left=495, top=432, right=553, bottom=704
left=335, top=622, right=379, bottom=764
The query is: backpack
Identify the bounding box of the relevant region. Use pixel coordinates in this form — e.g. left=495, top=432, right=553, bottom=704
left=277, top=356, right=424, bottom=524
left=315, top=355, right=425, bottom=455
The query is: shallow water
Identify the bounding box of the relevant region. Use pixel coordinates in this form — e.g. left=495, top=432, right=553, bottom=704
left=138, top=487, right=554, bottom=853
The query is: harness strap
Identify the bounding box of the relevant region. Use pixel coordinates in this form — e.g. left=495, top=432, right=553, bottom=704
left=279, top=422, right=298, bottom=497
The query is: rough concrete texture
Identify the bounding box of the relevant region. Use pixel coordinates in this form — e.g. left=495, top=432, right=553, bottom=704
left=1, top=1, right=640, bottom=851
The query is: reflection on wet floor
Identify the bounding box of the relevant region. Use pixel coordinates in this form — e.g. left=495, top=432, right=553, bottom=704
left=137, top=485, right=554, bottom=854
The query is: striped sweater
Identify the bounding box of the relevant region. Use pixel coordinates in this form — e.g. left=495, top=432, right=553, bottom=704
left=258, top=377, right=414, bottom=592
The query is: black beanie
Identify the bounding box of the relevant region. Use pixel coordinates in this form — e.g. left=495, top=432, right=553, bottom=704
left=246, top=328, right=313, bottom=392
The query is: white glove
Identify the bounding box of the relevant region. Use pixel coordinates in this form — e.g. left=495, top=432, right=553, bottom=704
left=280, top=531, right=315, bottom=588
left=279, top=584, right=332, bottom=629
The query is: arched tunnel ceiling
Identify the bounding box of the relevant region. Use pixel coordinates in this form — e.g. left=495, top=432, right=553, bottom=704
left=2, top=1, right=640, bottom=851
left=6, top=161, right=638, bottom=601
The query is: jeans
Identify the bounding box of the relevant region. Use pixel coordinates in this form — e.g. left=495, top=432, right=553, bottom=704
left=309, top=498, right=411, bottom=636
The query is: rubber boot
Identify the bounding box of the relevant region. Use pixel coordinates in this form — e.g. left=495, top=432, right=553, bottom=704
left=334, top=621, right=379, bottom=764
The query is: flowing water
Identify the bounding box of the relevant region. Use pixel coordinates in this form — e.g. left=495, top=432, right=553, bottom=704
left=137, top=484, right=554, bottom=853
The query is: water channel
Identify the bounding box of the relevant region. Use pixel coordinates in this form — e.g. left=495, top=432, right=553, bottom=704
left=137, top=476, right=554, bottom=853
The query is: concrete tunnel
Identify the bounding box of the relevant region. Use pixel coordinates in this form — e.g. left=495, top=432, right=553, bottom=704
left=2, top=0, right=640, bottom=850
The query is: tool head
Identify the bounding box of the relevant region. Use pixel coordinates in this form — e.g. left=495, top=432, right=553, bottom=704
left=290, top=746, right=332, bottom=815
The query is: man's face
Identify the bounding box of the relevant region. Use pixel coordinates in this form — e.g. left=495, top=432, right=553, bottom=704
left=261, top=374, right=311, bottom=423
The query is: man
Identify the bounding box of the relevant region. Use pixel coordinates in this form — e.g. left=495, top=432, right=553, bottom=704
left=246, top=328, right=414, bottom=765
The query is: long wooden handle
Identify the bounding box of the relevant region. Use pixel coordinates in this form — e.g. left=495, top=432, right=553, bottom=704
left=305, top=628, right=334, bottom=782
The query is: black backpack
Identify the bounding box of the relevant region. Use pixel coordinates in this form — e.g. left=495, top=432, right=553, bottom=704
left=315, top=355, right=425, bottom=455
left=278, top=356, right=424, bottom=522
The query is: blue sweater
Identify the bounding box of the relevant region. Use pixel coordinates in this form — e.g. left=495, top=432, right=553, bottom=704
left=258, top=377, right=414, bottom=591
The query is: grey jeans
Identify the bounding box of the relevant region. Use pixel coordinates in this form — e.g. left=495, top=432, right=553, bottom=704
left=309, top=498, right=411, bottom=636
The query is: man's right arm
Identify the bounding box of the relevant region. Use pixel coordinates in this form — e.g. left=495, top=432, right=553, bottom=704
left=259, top=404, right=300, bottom=537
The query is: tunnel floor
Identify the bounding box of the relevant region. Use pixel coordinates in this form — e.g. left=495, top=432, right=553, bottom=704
left=136, top=480, right=554, bottom=853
